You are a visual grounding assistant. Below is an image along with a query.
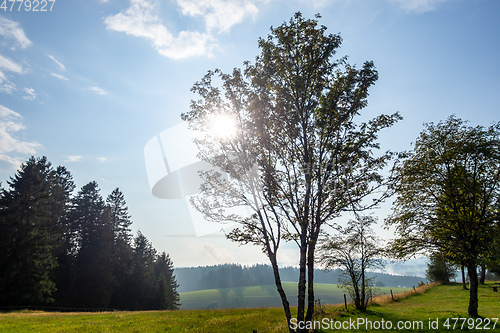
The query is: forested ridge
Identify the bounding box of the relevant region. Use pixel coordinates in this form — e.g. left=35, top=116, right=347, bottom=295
left=0, top=156, right=179, bottom=311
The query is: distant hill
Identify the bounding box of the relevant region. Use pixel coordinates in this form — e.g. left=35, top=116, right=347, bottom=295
left=174, top=264, right=427, bottom=293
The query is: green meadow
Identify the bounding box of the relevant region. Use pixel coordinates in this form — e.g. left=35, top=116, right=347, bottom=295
left=179, top=282, right=410, bottom=309
left=0, top=282, right=498, bottom=332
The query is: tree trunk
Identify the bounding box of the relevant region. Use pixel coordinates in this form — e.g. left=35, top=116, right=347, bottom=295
left=360, top=264, right=366, bottom=311
left=304, top=239, right=316, bottom=322
left=461, top=265, right=468, bottom=290
left=296, top=231, right=308, bottom=332
left=479, top=264, right=486, bottom=284
left=467, top=262, right=479, bottom=318
left=268, top=249, right=293, bottom=333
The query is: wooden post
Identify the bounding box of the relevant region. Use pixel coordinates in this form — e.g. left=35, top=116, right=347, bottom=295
left=390, top=289, right=394, bottom=301
left=413, top=286, right=416, bottom=293
left=344, top=294, right=347, bottom=310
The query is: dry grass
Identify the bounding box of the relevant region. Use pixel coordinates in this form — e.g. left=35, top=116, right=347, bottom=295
left=371, top=282, right=437, bottom=305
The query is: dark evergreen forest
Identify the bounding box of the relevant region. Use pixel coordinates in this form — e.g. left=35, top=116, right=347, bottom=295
left=0, top=157, right=179, bottom=311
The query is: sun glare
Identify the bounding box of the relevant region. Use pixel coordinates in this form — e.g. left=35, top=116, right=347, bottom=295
left=210, top=114, right=238, bottom=139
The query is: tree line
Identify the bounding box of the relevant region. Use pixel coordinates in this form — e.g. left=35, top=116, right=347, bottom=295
left=174, top=263, right=426, bottom=293
left=0, top=156, right=179, bottom=311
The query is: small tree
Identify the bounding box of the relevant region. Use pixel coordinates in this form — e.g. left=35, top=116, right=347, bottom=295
left=426, top=252, right=456, bottom=283
left=318, top=216, right=384, bottom=311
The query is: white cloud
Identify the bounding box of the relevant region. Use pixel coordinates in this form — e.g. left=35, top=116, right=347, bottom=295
left=199, top=242, right=235, bottom=263
left=105, top=0, right=174, bottom=48
left=0, top=105, right=41, bottom=171
left=0, top=153, right=22, bottom=171
left=159, top=31, right=213, bottom=59
left=104, top=0, right=215, bottom=59
left=64, top=155, right=82, bottom=162
left=0, top=81, right=15, bottom=94
left=390, top=0, right=450, bottom=13
left=176, top=0, right=258, bottom=33
left=0, top=54, right=23, bottom=94
left=22, top=87, right=36, bottom=101
left=97, top=156, right=107, bottom=162
left=48, top=55, right=66, bottom=71
left=0, top=53, right=24, bottom=77
left=51, top=73, right=69, bottom=81
left=89, top=86, right=108, bottom=95
left=0, top=16, right=32, bottom=49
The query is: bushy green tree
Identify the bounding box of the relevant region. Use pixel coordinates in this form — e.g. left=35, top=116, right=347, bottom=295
left=426, top=252, right=457, bottom=283
left=386, top=116, right=500, bottom=317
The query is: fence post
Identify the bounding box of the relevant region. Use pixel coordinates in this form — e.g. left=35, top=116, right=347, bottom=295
left=390, top=289, right=394, bottom=301
left=344, top=294, right=347, bottom=310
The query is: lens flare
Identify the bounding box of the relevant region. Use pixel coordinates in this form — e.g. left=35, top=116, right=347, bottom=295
left=210, top=114, right=237, bottom=139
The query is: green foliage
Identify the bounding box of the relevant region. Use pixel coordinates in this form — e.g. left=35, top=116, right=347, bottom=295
left=106, top=188, right=133, bottom=245
left=386, top=116, right=500, bottom=317
left=425, top=252, right=457, bottom=283
left=67, top=181, right=115, bottom=308
left=0, top=157, right=74, bottom=306
left=0, top=156, right=179, bottom=311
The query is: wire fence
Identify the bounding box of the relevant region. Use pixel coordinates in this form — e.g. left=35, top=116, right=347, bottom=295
left=0, top=305, right=118, bottom=313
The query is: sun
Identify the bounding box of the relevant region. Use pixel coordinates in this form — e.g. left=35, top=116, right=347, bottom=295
left=210, top=114, right=237, bottom=139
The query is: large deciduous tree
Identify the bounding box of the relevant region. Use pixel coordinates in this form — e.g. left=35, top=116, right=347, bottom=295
left=182, top=12, right=399, bottom=331
left=386, top=116, right=500, bottom=317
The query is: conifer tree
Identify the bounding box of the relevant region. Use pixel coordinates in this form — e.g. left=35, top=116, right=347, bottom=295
left=106, top=188, right=133, bottom=245
left=154, top=252, right=180, bottom=310
left=0, top=157, right=73, bottom=306
left=106, top=188, right=134, bottom=309
left=67, top=181, right=114, bottom=308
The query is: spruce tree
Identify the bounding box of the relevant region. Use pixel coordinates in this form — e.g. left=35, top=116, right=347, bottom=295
left=67, top=181, right=114, bottom=308
left=106, top=188, right=133, bottom=245
left=0, top=157, right=73, bottom=306
left=127, top=231, right=157, bottom=310
left=106, top=188, right=134, bottom=309
left=154, top=252, right=180, bottom=310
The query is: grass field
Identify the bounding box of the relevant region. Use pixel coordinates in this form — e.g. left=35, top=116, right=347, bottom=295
left=0, top=282, right=498, bottom=332
left=179, top=282, right=410, bottom=309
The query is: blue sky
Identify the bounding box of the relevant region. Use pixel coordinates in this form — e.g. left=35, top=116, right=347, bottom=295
left=1, top=0, right=499, bottom=272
